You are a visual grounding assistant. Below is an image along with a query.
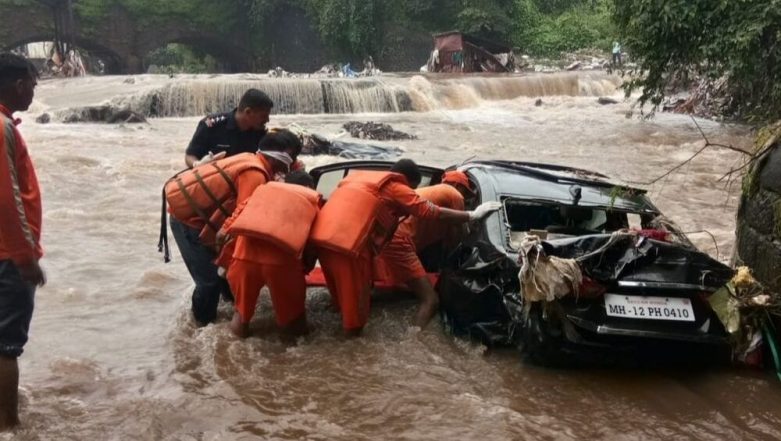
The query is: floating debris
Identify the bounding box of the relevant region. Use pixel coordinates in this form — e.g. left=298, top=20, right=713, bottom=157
left=342, top=121, right=417, bottom=141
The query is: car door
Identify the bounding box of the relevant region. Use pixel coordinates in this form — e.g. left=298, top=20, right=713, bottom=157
left=310, top=160, right=445, bottom=200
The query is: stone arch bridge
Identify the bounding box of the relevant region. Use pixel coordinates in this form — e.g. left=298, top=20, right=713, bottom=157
left=0, top=2, right=252, bottom=74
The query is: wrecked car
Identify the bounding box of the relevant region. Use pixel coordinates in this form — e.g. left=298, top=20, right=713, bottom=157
left=307, top=160, right=735, bottom=366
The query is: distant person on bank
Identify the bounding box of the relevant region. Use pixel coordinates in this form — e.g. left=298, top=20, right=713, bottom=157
left=612, top=41, right=622, bottom=66
left=0, top=52, right=45, bottom=431
left=184, top=88, right=273, bottom=168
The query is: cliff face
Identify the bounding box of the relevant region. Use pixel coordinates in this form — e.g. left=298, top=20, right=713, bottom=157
left=736, top=124, right=781, bottom=293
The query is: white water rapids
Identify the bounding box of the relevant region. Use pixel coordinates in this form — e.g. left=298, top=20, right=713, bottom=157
left=5, top=72, right=780, bottom=441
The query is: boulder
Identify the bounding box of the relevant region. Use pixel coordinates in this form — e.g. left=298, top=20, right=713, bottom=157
left=342, top=121, right=416, bottom=141
left=35, top=113, right=50, bottom=124
left=60, top=105, right=148, bottom=124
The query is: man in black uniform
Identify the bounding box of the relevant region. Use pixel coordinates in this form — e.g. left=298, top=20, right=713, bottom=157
left=184, top=88, right=274, bottom=168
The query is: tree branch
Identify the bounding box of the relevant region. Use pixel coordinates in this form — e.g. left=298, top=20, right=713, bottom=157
left=629, top=116, right=754, bottom=186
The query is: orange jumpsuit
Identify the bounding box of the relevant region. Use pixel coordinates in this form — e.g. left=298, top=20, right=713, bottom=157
left=219, top=188, right=315, bottom=327
left=226, top=236, right=308, bottom=326
left=0, top=104, right=42, bottom=266
left=318, top=178, right=440, bottom=331
left=376, top=184, right=465, bottom=287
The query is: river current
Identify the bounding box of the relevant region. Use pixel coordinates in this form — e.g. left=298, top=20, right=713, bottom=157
left=4, top=72, right=780, bottom=440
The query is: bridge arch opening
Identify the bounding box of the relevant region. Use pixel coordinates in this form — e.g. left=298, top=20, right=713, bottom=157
left=143, top=37, right=249, bottom=74
left=5, top=37, right=124, bottom=75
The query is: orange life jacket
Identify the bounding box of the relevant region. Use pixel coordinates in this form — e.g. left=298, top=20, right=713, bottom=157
left=226, top=182, right=320, bottom=258
left=310, top=171, right=408, bottom=256
left=164, top=153, right=269, bottom=240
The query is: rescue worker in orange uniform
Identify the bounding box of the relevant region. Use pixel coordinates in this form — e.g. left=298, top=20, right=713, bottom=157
left=311, top=159, right=501, bottom=336
left=0, top=52, right=44, bottom=431
left=162, top=130, right=300, bottom=326
left=376, top=170, right=476, bottom=327
left=219, top=171, right=320, bottom=338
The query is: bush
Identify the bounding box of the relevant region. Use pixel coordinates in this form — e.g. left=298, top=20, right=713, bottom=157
left=518, top=2, right=615, bottom=57
left=144, top=44, right=217, bottom=74
left=613, top=0, right=781, bottom=122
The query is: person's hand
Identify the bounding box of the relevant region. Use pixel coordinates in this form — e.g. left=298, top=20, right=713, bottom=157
left=468, top=201, right=502, bottom=221
left=18, top=260, right=46, bottom=287
left=193, top=151, right=226, bottom=167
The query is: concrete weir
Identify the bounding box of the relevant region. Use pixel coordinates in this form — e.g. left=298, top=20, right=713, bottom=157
left=101, top=72, right=622, bottom=118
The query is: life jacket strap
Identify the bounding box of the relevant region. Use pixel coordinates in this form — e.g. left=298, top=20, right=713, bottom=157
left=158, top=185, right=171, bottom=263
left=174, top=175, right=221, bottom=233
left=193, top=167, right=233, bottom=219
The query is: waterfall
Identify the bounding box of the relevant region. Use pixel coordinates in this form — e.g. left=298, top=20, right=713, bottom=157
left=117, top=72, right=622, bottom=117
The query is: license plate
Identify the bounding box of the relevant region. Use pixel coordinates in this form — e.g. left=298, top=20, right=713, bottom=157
left=604, top=294, right=695, bottom=322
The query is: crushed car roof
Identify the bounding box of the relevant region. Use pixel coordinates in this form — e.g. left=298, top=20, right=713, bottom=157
left=461, top=160, right=659, bottom=214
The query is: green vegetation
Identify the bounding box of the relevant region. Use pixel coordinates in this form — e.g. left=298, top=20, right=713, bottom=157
left=74, top=0, right=243, bottom=32
left=6, top=0, right=618, bottom=64
left=613, top=0, right=781, bottom=122
left=519, top=1, right=615, bottom=56
left=144, top=43, right=218, bottom=74
left=3, top=0, right=625, bottom=71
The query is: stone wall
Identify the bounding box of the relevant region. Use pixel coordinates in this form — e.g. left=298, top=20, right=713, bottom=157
left=736, top=131, right=781, bottom=293
left=1, top=2, right=433, bottom=74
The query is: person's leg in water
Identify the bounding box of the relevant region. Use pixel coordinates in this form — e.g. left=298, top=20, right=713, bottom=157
left=265, top=262, right=309, bottom=338
left=405, top=276, right=440, bottom=328
left=226, top=259, right=266, bottom=338
left=377, top=236, right=437, bottom=328
left=0, top=357, right=19, bottom=430
left=170, top=216, right=225, bottom=325
left=0, top=260, right=35, bottom=431
left=318, top=248, right=372, bottom=337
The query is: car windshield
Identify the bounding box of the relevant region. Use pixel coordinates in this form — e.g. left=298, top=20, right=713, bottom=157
left=503, top=197, right=636, bottom=250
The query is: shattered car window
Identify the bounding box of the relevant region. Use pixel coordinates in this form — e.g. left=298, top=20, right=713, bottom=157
left=503, top=197, right=630, bottom=250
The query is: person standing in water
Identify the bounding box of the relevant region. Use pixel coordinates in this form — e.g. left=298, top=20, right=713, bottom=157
left=164, top=130, right=301, bottom=326
left=374, top=170, right=475, bottom=327
left=311, top=159, right=501, bottom=336
left=0, top=53, right=45, bottom=431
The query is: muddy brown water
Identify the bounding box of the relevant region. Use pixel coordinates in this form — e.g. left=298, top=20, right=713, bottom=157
left=4, top=73, right=780, bottom=440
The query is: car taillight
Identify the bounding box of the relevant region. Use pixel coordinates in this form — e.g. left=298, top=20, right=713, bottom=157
left=578, top=276, right=606, bottom=298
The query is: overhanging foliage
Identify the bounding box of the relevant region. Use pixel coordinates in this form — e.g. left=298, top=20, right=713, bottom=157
left=613, top=0, right=781, bottom=122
